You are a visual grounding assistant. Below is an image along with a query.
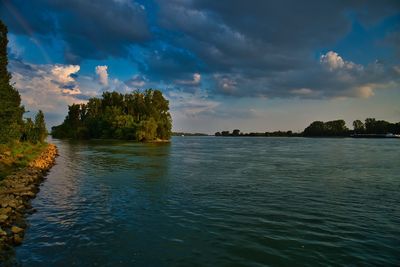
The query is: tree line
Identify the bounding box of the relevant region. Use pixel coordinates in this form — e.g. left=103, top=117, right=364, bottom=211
left=215, top=118, right=400, bottom=137
left=0, top=20, right=47, bottom=145
left=51, top=90, right=172, bottom=141
left=215, top=129, right=300, bottom=137
left=303, top=118, right=400, bottom=136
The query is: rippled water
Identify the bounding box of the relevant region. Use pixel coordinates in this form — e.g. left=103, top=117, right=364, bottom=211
left=9, top=137, right=400, bottom=266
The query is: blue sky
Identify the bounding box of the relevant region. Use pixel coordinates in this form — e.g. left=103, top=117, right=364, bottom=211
left=1, top=0, right=399, bottom=133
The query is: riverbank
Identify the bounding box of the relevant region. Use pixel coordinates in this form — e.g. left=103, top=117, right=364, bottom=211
left=0, top=143, right=57, bottom=260
left=0, top=142, right=50, bottom=180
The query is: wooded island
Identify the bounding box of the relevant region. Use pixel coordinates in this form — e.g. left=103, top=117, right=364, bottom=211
left=51, top=90, right=172, bottom=141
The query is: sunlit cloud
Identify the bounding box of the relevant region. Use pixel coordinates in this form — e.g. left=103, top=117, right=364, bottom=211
left=95, top=65, right=109, bottom=86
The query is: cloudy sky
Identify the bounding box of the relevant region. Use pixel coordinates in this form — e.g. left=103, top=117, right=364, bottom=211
left=1, top=0, right=399, bottom=133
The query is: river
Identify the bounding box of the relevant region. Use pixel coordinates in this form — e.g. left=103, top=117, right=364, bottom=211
left=9, top=137, right=400, bottom=266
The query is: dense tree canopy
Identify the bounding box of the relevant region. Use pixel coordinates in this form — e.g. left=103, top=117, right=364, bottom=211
left=0, top=20, right=47, bottom=144
left=51, top=90, right=172, bottom=141
left=363, top=118, right=400, bottom=134
left=303, top=120, right=348, bottom=137
left=303, top=118, right=400, bottom=137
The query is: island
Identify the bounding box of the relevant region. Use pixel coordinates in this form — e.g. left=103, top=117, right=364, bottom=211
left=51, top=90, right=172, bottom=142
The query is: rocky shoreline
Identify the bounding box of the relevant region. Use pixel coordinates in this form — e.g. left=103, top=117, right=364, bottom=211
left=0, top=144, right=57, bottom=259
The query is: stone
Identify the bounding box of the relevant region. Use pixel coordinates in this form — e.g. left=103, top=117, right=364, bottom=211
left=0, top=207, right=12, bottom=215
left=0, top=227, right=6, bottom=236
left=13, top=234, right=23, bottom=245
left=0, top=214, right=8, bottom=223
left=0, top=144, right=58, bottom=250
left=11, top=226, right=24, bottom=234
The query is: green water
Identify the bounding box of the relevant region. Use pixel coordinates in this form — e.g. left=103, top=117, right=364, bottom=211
left=8, top=137, right=400, bottom=266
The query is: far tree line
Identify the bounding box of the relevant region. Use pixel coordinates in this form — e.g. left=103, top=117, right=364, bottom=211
left=215, top=118, right=400, bottom=137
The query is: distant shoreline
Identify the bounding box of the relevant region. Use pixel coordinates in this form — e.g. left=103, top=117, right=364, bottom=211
left=175, top=135, right=400, bottom=139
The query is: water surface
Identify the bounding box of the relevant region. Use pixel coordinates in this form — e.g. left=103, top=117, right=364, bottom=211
left=11, top=137, right=400, bottom=266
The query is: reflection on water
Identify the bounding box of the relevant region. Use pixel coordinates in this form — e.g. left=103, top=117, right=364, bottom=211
left=10, top=137, right=400, bottom=266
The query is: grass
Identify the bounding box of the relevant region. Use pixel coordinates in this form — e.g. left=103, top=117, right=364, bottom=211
left=0, top=141, right=48, bottom=180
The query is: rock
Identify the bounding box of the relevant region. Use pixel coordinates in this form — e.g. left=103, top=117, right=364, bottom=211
left=0, top=143, right=58, bottom=250
left=11, top=226, right=24, bottom=235
left=0, top=228, right=6, bottom=236
left=0, top=207, right=12, bottom=215
left=0, top=214, right=8, bottom=223
left=13, top=234, right=23, bottom=245
left=7, top=200, right=18, bottom=209
left=21, top=191, right=35, bottom=198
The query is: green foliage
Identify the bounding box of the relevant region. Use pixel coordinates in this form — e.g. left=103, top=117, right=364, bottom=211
left=0, top=141, right=47, bottom=179
left=364, top=118, right=400, bottom=134
left=0, top=20, right=25, bottom=144
left=353, top=120, right=365, bottom=134
left=304, top=118, right=400, bottom=136
left=52, top=89, right=172, bottom=141
left=20, top=111, right=48, bottom=144
left=303, top=120, right=348, bottom=136
left=34, top=110, right=47, bottom=143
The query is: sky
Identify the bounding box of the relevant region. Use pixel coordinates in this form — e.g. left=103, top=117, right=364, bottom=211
left=1, top=0, right=399, bottom=133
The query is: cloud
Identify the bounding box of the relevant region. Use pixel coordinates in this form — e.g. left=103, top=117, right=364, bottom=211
left=95, top=65, right=109, bottom=86
left=167, top=89, right=220, bottom=117
left=291, top=88, right=319, bottom=97
left=124, top=74, right=147, bottom=88
left=153, top=0, right=399, bottom=99
left=175, top=73, right=201, bottom=86
left=2, top=0, right=399, bottom=104
left=9, top=60, right=86, bottom=123
left=320, top=51, right=362, bottom=71
left=1, top=0, right=151, bottom=62
left=51, top=65, right=80, bottom=84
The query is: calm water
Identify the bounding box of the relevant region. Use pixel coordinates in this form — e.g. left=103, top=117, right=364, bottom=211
left=8, top=137, right=400, bottom=266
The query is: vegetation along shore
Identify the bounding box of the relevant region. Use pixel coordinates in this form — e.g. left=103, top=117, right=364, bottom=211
left=0, top=144, right=57, bottom=260
left=215, top=118, right=400, bottom=138
left=0, top=19, right=58, bottom=258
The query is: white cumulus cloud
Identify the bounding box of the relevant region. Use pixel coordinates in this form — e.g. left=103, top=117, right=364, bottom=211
left=95, top=65, right=109, bottom=86
left=9, top=61, right=85, bottom=121
left=175, top=73, right=201, bottom=86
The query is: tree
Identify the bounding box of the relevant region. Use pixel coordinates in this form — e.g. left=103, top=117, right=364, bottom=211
left=303, top=121, right=325, bottom=136
left=0, top=20, right=24, bottom=143
left=325, top=120, right=348, bottom=136
left=21, top=118, right=34, bottom=142
left=353, top=120, right=365, bottom=134
left=221, top=131, right=230, bottom=136
left=51, top=89, right=172, bottom=141
left=34, top=110, right=47, bottom=143
left=232, top=129, right=240, bottom=136
left=303, top=120, right=348, bottom=136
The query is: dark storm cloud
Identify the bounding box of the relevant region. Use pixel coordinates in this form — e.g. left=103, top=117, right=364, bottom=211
left=135, top=44, right=204, bottom=81
left=154, top=0, right=400, bottom=98
left=1, top=0, right=150, bottom=62
left=2, top=0, right=399, bottom=99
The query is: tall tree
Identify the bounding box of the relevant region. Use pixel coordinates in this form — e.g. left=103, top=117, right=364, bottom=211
left=0, top=20, right=24, bottom=143
left=353, top=120, right=365, bottom=134
left=34, top=110, right=47, bottom=143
